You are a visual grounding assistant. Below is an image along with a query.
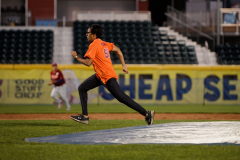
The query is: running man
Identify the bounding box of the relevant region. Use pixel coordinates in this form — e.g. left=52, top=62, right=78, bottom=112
left=48, top=63, right=71, bottom=110
left=70, top=24, right=154, bottom=125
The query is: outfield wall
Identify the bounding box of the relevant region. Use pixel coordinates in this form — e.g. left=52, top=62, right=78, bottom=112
left=0, top=64, right=240, bottom=105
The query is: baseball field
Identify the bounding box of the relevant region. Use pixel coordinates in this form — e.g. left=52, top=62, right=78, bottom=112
left=0, top=104, right=240, bottom=160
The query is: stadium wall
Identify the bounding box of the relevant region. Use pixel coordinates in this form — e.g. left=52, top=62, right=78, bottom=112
left=57, top=0, right=136, bottom=20
left=28, top=0, right=55, bottom=25
left=0, top=64, right=240, bottom=105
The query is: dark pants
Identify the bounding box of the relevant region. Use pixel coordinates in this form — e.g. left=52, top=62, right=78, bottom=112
left=78, top=74, right=147, bottom=116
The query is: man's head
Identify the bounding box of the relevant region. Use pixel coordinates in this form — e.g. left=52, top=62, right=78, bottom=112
left=86, top=24, right=102, bottom=42
left=52, top=63, right=58, bottom=72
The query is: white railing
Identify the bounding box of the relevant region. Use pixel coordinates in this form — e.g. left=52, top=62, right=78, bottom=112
left=72, top=11, right=151, bottom=21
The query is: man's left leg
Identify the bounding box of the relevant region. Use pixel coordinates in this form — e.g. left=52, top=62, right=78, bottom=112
left=104, top=78, right=155, bottom=125
left=105, top=78, right=146, bottom=116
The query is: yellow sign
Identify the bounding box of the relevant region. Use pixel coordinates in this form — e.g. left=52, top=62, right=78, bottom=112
left=0, top=65, right=240, bottom=104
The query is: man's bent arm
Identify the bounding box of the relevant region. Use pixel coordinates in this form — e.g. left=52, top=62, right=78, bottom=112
left=112, top=45, right=126, bottom=67
left=112, top=45, right=128, bottom=73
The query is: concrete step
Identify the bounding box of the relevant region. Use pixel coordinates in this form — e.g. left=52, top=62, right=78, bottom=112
left=55, top=49, right=72, bottom=51
left=53, top=27, right=74, bottom=64
left=55, top=33, right=73, bottom=36
left=54, top=47, right=73, bottom=50
left=159, top=26, right=218, bottom=65
left=54, top=46, right=72, bottom=49
left=54, top=43, right=73, bottom=46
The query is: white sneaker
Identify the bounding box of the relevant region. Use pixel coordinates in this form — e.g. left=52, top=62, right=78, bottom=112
left=58, top=103, right=62, bottom=110
left=66, top=108, right=71, bottom=111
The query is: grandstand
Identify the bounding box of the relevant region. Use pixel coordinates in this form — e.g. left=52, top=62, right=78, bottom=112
left=0, top=0, right=239, bottom=66
left=0, top=20, right=199, bottom=65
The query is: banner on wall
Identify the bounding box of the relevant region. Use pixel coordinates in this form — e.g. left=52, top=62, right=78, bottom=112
left=0, top=67, right=240, bottom=104
left=36, top=19, right=57, bottom=26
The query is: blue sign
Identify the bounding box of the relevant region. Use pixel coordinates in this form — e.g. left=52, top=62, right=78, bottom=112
left=36, top=19, right=57, bottom=27
left=224, top=13, right=236, bottom=24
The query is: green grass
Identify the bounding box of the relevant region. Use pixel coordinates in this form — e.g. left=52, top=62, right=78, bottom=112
left=0, top=120, right=239, bottom=160
left=0, top=104, right=240, bottom=114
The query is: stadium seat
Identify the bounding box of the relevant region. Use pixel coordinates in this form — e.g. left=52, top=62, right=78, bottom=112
left=168, top=35, right=176, bottom=41
left=173, top=51, right=181, bottom=57
left=178, top=40, right=186, bottom=48
left=187, top=46, right=195, bottom=52
left=160, top=36, right=168, bottom=41
left=159, top=30, right=167, bottom=36
left=164, top=45, right=172, bottom=52
left=174, top=57, right=182, bottom=64
left=188, top=51, right=196, bottom=57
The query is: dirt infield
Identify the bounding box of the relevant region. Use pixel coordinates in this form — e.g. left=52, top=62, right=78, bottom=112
left=0, top=113, right=240, bottom=120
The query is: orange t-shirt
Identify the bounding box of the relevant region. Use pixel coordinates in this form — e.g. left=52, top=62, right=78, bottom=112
left=84, top=38, right=118, bottom=84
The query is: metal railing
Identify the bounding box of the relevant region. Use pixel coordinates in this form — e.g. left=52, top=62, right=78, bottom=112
left=165, top=12, right=215, bottom=64
left=166, top=6, right=215, bottom=51
left=167, top=6, right=215, bottom=33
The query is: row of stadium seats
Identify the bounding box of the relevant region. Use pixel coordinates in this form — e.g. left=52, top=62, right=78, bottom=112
left=0, top=53, right=52, bottom=64
left=73, top=20, right=198, bottom=64
left=216, top=44, right=239, bottom=51
left=0, top=30, right=54, bottom=64
left=216, top=44, right=240, bottom=65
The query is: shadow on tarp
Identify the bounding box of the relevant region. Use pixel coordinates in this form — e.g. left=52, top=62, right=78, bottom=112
left=25, top=121, right=240, bottom=145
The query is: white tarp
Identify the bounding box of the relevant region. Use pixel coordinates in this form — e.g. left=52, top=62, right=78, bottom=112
left=25, top=121, right=240, bottom=145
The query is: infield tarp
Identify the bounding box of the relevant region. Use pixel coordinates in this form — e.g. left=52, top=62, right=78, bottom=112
left=25, top=121, right=240, bottom=145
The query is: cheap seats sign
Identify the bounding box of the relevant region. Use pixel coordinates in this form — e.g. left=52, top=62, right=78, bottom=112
left=98, top=68, right=240, bottom=105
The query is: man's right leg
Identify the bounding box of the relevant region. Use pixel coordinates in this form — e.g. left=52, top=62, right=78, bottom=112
left=71, top=74, right=101, bottom=124
left=78, top=74, right=101, bottom=116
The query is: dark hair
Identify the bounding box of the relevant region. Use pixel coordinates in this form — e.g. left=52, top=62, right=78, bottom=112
left=89, top=24, right=102, bottom=38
